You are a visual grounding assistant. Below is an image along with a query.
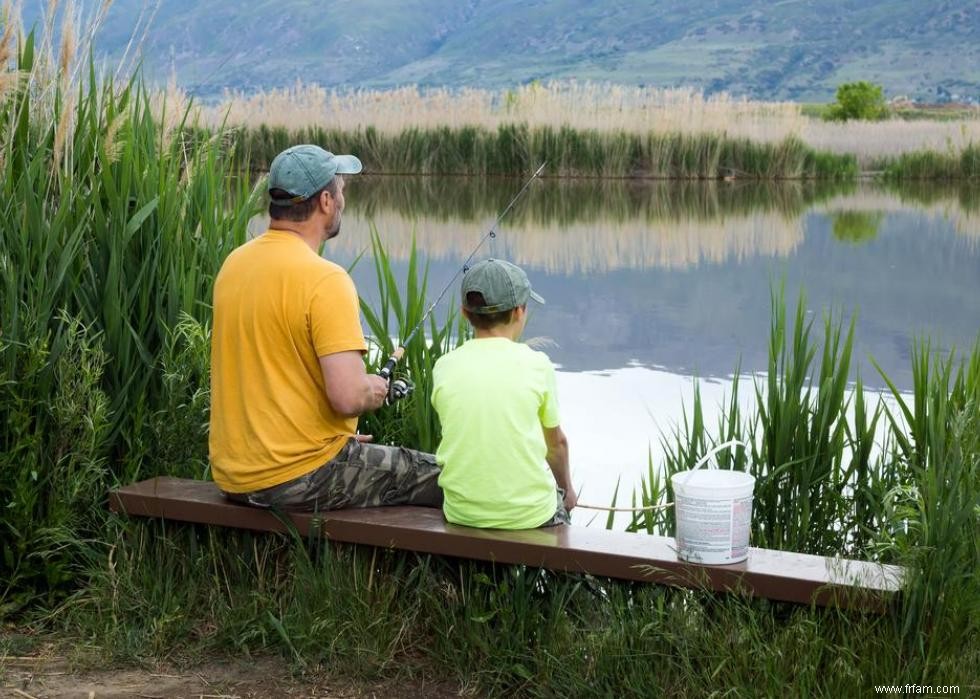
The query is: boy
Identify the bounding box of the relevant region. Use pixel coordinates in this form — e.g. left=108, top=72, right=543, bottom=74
left=431, top=259, right=577, bottom=529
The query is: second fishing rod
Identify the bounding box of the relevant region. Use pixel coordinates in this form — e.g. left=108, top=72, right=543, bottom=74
left=377, top=162, right=547, bottom=403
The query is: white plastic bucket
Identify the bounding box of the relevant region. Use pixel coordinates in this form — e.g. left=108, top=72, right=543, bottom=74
left=672, top=467, right=755, bottom=565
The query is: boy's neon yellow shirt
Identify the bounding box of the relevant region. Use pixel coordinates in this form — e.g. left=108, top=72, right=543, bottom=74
left=431, top=338, right=561, bottom=529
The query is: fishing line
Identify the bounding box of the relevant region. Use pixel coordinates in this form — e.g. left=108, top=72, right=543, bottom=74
left=378, top=162, right=547, bottom=394
left=575, top=502, right=674, bottom=512
left=573, top=441, right=748, bottom=513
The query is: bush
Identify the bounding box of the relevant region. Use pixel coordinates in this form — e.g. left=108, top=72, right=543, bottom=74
left=825, top=81, right=889, bottom=122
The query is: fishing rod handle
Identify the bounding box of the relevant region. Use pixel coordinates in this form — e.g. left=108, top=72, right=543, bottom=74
left=378, top=346, right=405, bottom=381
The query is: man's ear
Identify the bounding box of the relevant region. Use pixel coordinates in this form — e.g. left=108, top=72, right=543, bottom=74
left=319, top=189, right=333, bottom=213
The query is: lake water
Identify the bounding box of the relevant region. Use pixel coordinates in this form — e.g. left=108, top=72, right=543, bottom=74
left=255, top=178, right=980, bottom=522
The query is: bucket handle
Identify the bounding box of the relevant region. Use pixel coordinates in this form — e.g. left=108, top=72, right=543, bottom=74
left=676, top=439, right=748, bottom=487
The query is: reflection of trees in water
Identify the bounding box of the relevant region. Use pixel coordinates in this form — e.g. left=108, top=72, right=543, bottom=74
left=814, top=184, right=980, bottom=242
left=249, top=180, right=980, bottom=272
left=332, top=179, right=841, bottom=273
left=338, top=212, right=805, bottom=274
left=832, top=212, right=883, bottom=244
left=349, top=177, right=848, bottom=226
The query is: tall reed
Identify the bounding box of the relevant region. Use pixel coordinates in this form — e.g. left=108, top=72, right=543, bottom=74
left=354, top=230, right=466, bottom=453
left=205, top=81, right=980, bottom=165
left=625, top=290, right=979, bottom=683
left=239, top=124, right=858, bottom=180
left=0, top=16, right=260, bottom=608
left=881, top=143, right=980, bottom=180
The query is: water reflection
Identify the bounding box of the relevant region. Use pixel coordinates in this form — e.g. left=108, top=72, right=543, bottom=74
left=250, top=178, right=980, bottom=516
left=320, top=178, right=980, bottom=387
left=831, top=211, right=883, bottom=244
left=341, top=179, right=845, bottom=272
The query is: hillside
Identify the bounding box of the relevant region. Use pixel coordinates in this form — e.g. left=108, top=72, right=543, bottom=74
left=17, top=0, right=980, bottom=101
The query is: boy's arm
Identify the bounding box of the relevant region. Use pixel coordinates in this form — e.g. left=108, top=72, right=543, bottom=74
left=543, top=425, right=577, bottom=511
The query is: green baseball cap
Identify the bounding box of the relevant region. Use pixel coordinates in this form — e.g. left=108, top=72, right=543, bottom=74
left=268, top=144, right=362, bottom=206
left=461, top=259, right=545, bottom=314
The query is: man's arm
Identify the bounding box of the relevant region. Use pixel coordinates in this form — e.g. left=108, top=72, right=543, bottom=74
left=543, top=425, right=577, bottom=511
left=319, top=351, right=388, bottom=417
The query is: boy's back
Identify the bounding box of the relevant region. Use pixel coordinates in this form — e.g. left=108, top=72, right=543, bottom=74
left=432, top=338, right=561, bottom=529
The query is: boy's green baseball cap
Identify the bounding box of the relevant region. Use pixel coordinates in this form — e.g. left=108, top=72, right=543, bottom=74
left=268, top=144, right=362, bottom=206
left=461, top=259, right=545, bottom=314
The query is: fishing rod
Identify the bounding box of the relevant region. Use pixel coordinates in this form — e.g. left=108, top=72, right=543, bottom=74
left=378, top=162, right=547, bottom=402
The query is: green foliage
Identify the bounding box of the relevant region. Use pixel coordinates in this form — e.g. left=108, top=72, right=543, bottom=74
left=241, top=124, right=858, bottom=180
left=142, top=314, right=214, bottom=481
left=633, top=292, right=979, bottom=687
left=0, top=315, right=111, bottom=613
left=355, top=230, right=466, bottom=453
left=824, top=81, right=889, bottom=122
left=0, top=29, right=260, bottom=609
left=882, top=143, right=980, bottom=181
left=61, top=513, right=979, bottom=695
left=832, top=211, right=883, bottom=244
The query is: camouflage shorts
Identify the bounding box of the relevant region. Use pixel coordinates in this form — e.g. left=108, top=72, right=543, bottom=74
left=224, top=438, right=443, bottom=512
left=539, top=488, right=572, bottom=527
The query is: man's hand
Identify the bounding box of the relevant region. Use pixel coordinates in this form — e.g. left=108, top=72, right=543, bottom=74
left=365, top=374, right=389, bottom=410
left=354, top=433, right=374, bottom=443
left=319, top=351, right=390, bottom=416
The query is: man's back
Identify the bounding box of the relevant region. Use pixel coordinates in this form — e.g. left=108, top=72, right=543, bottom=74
left=210, top=229, right=367, bottom=493
left=432, top=338, right=560, bottom=529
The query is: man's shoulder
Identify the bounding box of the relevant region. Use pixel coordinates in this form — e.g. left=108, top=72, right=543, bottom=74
left=311, top=257, right=350, bottom=282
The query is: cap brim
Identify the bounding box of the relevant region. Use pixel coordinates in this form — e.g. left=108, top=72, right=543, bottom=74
left=333, top=154, right=363, bottom=175
left=529, top=289, right=545, bottom=305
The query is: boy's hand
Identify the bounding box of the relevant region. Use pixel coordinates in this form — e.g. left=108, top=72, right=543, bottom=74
left=562, top=487, right=578, bottom=512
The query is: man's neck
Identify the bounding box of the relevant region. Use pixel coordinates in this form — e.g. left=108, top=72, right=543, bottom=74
left=269, top=220, right=322, bottom=253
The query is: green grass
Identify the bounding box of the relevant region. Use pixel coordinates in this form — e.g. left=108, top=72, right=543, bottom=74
left=9, top=262, right=978, bottom=695
left=238, top=124, right=859, bottom=180
left=619, top=290, right=980, bottom=689
left=240, top=122, right=980, bottom=181
left=354, top=229, right=467, bottom=453
left=880, top=143, right=980, bottom=180
left=0, top=32, right=261, bottom=612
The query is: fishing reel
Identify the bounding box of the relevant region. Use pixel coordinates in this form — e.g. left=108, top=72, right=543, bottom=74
left=386, top=376, right=415, bottom=405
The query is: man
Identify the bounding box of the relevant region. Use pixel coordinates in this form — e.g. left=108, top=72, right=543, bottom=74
left=209, top=144, right=442, bottom=511
left=431, top=259, right=577, bottom=529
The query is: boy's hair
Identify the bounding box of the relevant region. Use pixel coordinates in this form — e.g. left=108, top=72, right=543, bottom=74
left=463, top=292, right=517, bottom=330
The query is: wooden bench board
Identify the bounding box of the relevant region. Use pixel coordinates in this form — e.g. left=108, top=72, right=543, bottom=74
left=109, top=477, right=904, bottom=611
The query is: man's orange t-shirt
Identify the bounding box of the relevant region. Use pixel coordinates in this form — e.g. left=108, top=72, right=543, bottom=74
left=209, top=229, right=367, bottom=493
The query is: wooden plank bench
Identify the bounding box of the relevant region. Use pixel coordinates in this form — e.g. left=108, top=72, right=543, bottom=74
left=109, top=477, right=904, bottom=612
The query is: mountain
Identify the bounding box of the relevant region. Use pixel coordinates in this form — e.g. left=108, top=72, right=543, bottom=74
left=18, top=0, right=980, bottom=101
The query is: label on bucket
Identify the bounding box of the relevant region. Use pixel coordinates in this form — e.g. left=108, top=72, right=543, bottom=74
left=675, top=495, right=753, bottom=565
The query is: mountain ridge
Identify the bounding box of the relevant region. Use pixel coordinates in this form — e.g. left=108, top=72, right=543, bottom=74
left=17, top=0, right=980, bottom=101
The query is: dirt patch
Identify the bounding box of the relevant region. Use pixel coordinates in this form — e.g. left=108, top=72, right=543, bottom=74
left=1, top=655, right=465, bottom=699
